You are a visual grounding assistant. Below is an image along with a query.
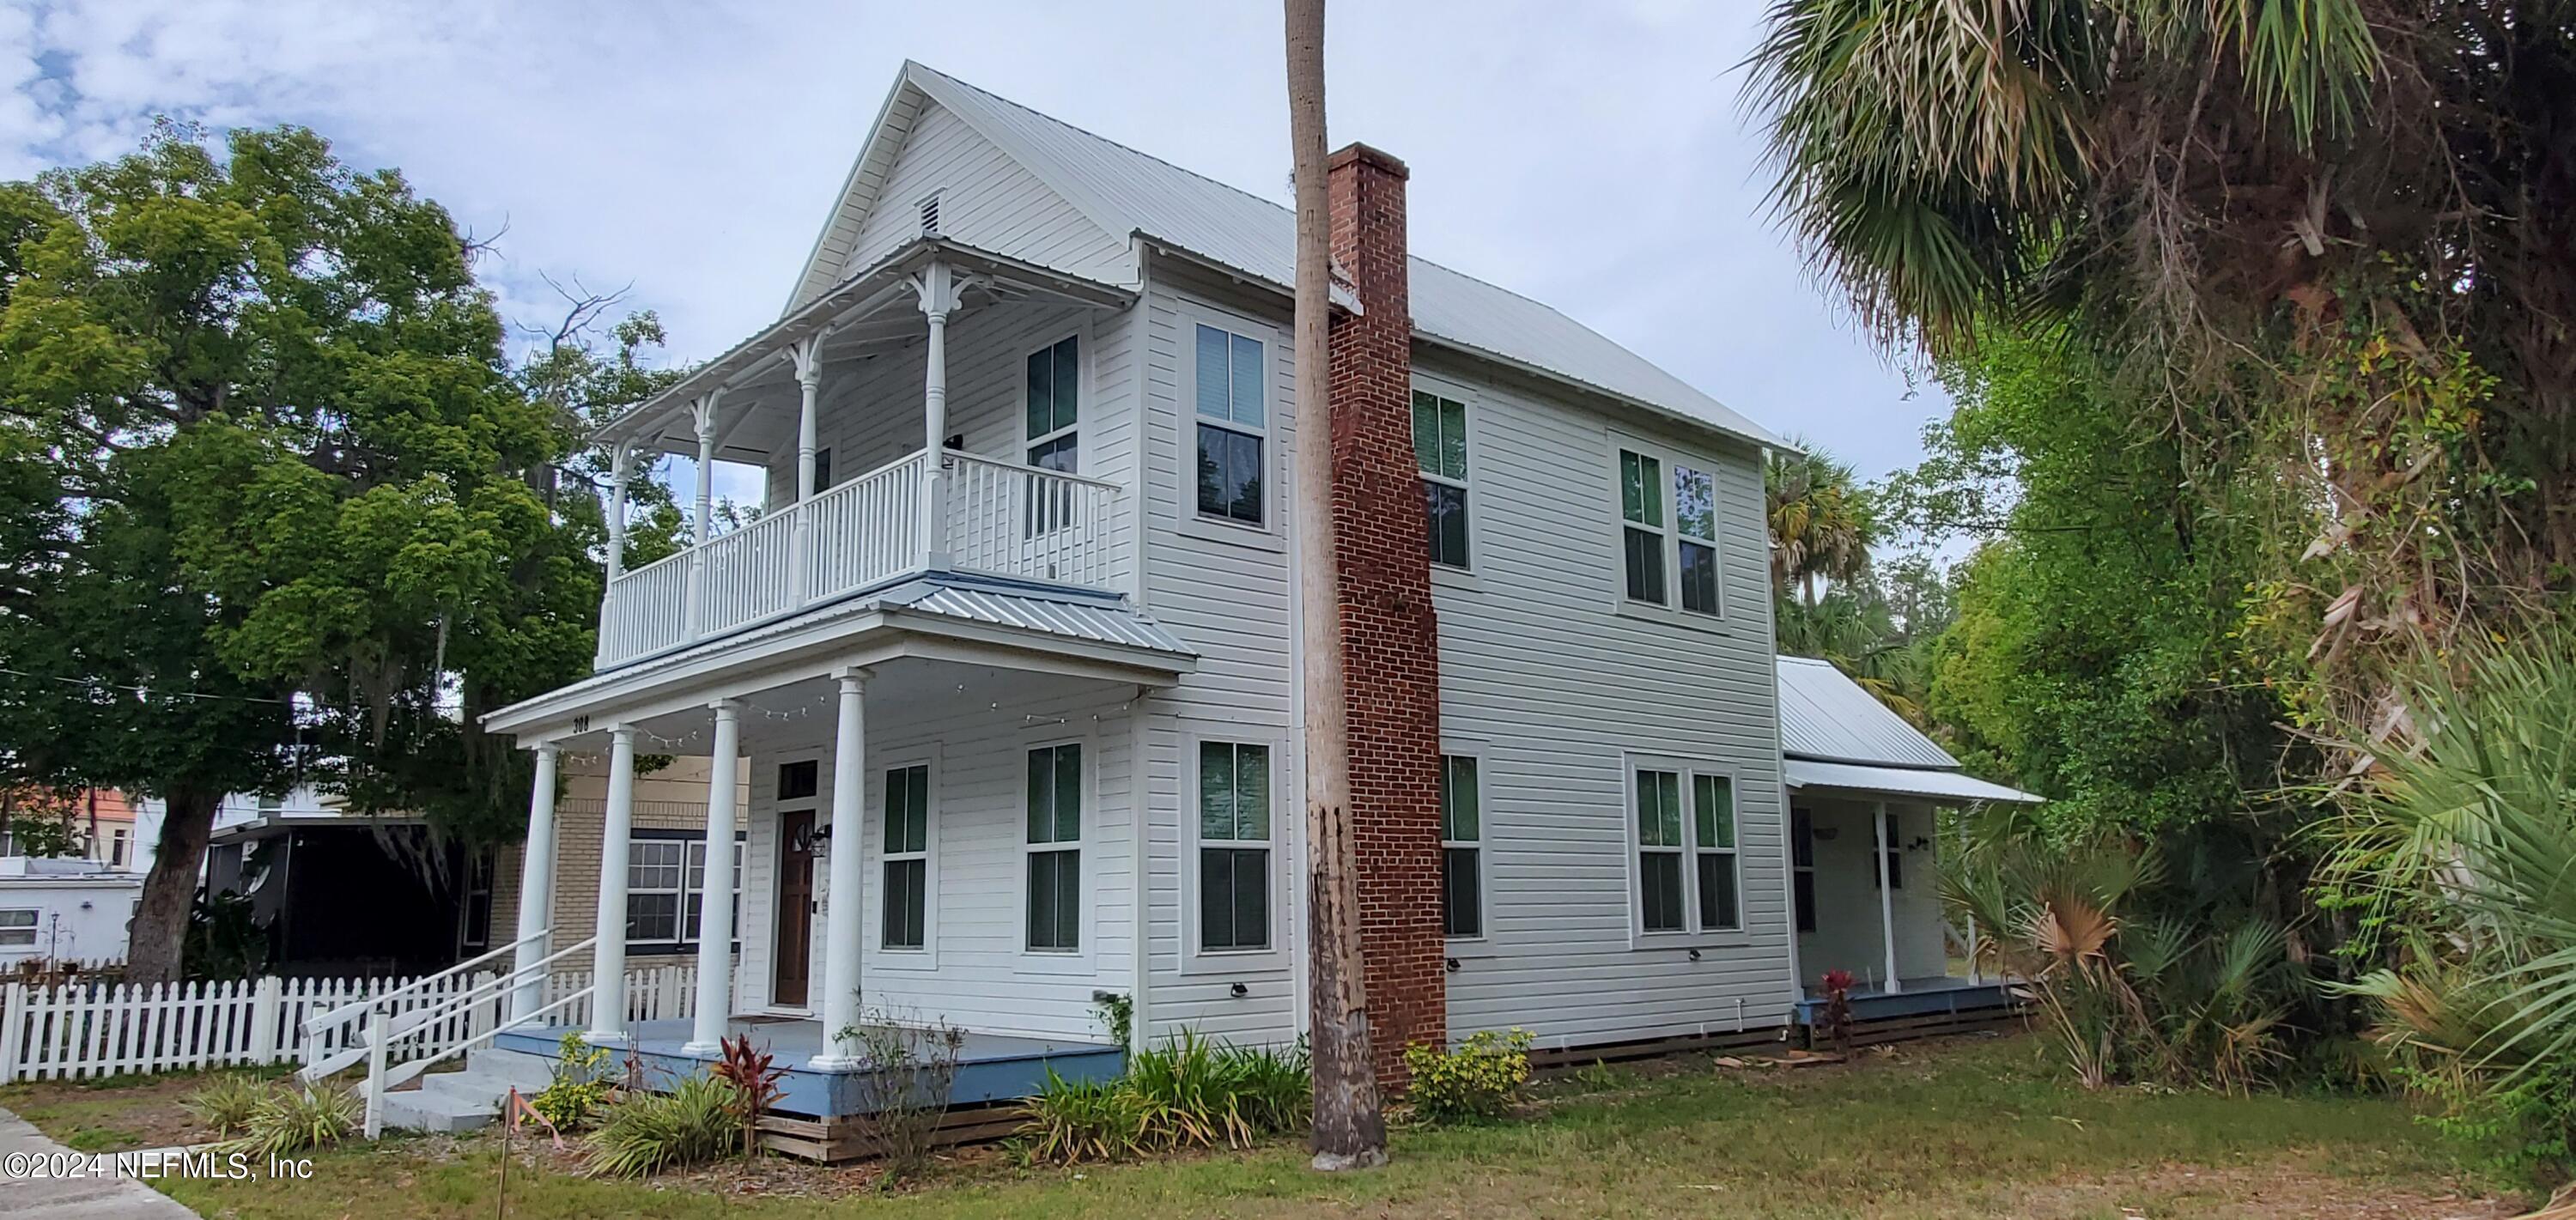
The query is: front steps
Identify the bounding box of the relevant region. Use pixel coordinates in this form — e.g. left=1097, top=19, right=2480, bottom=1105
left=380, top=1047, right=556, bottom=1133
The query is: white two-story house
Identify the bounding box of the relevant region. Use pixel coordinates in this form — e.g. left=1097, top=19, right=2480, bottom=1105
left=462, top=63, right=1972, bottom=1133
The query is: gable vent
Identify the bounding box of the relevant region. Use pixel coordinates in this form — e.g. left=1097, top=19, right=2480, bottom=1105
left=918, top=191, right=942, bottom=238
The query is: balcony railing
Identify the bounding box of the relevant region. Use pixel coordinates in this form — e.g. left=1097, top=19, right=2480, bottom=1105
left=596, top=450, right=1123, bottom=668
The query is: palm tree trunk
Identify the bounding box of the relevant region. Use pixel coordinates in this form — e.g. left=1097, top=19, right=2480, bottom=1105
left=1285, top=0, right=1387, bottom=1172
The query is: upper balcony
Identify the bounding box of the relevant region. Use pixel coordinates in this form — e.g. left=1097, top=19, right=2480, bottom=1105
left=598, top=447, right=1121, bottom=668
left=581, top=242, right=1140, bottom=671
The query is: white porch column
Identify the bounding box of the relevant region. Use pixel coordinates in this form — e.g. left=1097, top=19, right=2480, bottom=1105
left=594, top=445, right=633, bottom=667
left=680, top=702, right=741, bottom=1055
left=810, top=670, right=869, bottom=1068
left=1874, top=801, right=1901, bottom=996
left=507, top=743, right=561, bottom=1023
left=683, top=390, right=723, bottom=640
left=789, top=336, right=824, bottom=608
left=911, top=262, right=962, bottom=568
left=588, top=726, right=639, bottom=1043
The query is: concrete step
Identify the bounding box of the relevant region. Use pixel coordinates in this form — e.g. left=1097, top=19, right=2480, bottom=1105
left=380, top=1048, right=562, bottom=1133
left=379, top=1087, right=500, bottom=1134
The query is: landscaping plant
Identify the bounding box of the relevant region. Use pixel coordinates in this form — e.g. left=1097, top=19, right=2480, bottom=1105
left=709, top=1034, right=786, bottom=1158
left=181, top=1073, right=267, bottom=1137
left=1020, top=1069, right=1141, bottom=1166
left=586, top=1074, right=738, bottom=1179
left=233, top=1085, right=361, bottom=1158
left=1400, top=1029, right=1535, bottom=1124
left=1017, top=1032, right=1314, bottom=1165
left=1818, top=969, right=1856, bottom=1059
left=842, top=1012, right=967, bottom=1182
left=528, top=1032, right=615, bottom=1131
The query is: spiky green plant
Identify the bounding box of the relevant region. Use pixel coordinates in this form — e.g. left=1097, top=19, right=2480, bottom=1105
left=182, top=1073, right=268, bottom=1137
left=232, top=1085, right=361, bottom=1158
left=585, top=1074, right=738, bottom=1179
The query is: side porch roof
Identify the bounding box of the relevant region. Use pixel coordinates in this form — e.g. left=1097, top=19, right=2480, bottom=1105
left=1775, top=655, right=2043, bottom=804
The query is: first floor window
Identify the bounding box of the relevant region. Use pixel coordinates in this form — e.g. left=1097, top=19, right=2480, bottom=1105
left=883, top=764, right=930, bottom=950
left=627, top=835, right=738, bottom=950
left=1197, top=741, right=1273, bottom=952
left=1634, top=764, right=1741, bottom=935
left=1441, top=754, right=1483, bottom=938
left=459, top=853, right=494, bottom=950
left=0, top=908, right=33, bottom=947
left=1025, top=744, right=1083, bottom=951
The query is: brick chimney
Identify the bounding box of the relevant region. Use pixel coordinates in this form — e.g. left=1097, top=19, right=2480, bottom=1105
left=1324, top=142, right=1444, bottom=1087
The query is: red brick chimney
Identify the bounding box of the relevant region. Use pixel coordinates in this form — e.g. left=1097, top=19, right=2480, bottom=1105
left=1324, top=142, right=1444, bottom=1088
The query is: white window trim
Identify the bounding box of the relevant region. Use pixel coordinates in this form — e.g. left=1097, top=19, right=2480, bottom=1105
left=1016, top=729, right=1097, bottom=974
left=1438, top=741, right=1495, bottom=950
left=1021, top=330, right=1088, bottom=473
left=867, top=747, right=941, bottom=971
left=1622, top=755, right=1752, bottom=949
left=1176, top=307, right=1285, bottom=551
left=0, top=907, right=35, bottom=948
left=1606, top=430, right=1734, bottom=633
left=1413, top=376, right=1481, bottom=586
left=624, top=834, right=693, bottom=952
left=1181, top=731, right=1290, bottom=975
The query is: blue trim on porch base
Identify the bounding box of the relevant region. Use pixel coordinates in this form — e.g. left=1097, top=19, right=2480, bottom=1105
left=1792, top=980, right=2014, bottom=1027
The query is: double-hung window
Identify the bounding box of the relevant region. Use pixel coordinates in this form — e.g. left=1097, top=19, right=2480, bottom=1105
left=1024, top=744, right=1083, bottom=951
left=1791, top=808, right=1818, bottom=932
left=1193, top=323, right=1267, bottom=526
left=627, top=840, right=687, bottom=945
left=1440, top=754, right=1483, bottom=938
left=682, top=838, right=742, bottom=944
left=1026, top=336, right=1079, bottom=472
left=882, top=764, right=931, bottom=950
left=1197, top=742, right=1273, bottom=952
left=1617, top=445, right=1725, bottom=617
left=0, top=908, right=33, bottom=948
left=1632, top=766, right=1742, bottom=937
left=1413, top=390, right=1470, bottom=568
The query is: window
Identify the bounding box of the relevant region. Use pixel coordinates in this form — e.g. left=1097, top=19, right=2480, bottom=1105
left=108, top=828, right=129, bottom=868
left=1791, top=808, right=1817, bottom=933
left=1197, top=742, right=1273, bottom=952
left=0, top=909, right=33, bottom=948
left=626, top=840, right=686, bottom=944
left=1616, top=446, right=1726, bottom=617
left=1440, top=755, right=1483, bottom=938
left=1025, top=336, right=1080, bottom=472
left=1674, top=464, right=1721, bottom=615
left=1024, top=744, right=1083, bottom=951
left=1693, top=774, right=1740, bottom=931
left=777, top=760, right=818, bottom=802
left=1619, top=450, right=1666, bottom=604
left=459, top=853, right=494, bottom=951
left=1193, top=323, right=1267, bottom=526
left=882, top=764, right=930, bottom=950
left=1413, top=390, right=1470, bottom=568
left=1633, top=764, right=1742, bottom=938
left=812, top=447, right=834, bottom=493
left=682, top=838, right=743, bottom=941
left=1874, top=811, right=1904, bottom=889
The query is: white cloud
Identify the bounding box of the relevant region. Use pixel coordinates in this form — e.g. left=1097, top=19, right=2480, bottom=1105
left=3, top=0, right=1947, bottom=504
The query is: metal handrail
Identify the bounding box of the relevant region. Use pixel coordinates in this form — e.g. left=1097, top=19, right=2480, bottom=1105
left=358, top=980, right=598, bottom=1140
left=301, top=932, right=596, bottom=1084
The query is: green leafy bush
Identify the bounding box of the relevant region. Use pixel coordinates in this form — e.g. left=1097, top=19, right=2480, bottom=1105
left=528, top=1032, right=615, bottom=1131
left=1021, top=1070, right=1141, bottom=1166
left=1018, top=1032, right=1310, bottom=1164
left=183, top=1073, right=267, bottom=1136
left=1403, top=1029, right=1534, bottom=1123
left=586, top=1074, right=738, bottom=1178
left=233, top=1086, right=361, bottom=1157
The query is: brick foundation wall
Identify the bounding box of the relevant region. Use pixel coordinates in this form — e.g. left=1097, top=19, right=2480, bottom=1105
left=1325, top=142, right=1445, bottom=1088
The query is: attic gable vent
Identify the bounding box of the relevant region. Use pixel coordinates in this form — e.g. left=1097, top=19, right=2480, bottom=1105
left=918, top=191, right=942, bottom=237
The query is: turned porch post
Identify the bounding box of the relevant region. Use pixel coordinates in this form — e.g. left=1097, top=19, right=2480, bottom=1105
left=507, top=743, right=560, bottom=1023
left=588, top=726, right=639, bottom=1043
left=595, top=444, right=633, bottom=667
left=684, top=390, right=724, bottom=640
left=810, top=670, right=870, bottom=1068
left=911, top=262, right=963, bottom=568
left=789, top=335, right=825, bottom=607
left=681, top=701, right=741, bottom=1055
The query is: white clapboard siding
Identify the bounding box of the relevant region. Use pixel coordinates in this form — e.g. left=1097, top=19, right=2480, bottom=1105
left=0, top=962, right=695, bottom=1083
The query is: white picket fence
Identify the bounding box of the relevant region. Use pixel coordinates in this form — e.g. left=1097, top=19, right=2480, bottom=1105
left=0, top=962, right=698, bottom=1083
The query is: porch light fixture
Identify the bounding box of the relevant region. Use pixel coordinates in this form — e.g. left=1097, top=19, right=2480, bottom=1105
left=1812, top=826, right=1841, bottom=841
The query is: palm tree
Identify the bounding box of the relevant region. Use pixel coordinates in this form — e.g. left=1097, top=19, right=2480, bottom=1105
left=1285, top=0, right=1388, bottom=1172
left=1765, top=440, right=1874, bottom=606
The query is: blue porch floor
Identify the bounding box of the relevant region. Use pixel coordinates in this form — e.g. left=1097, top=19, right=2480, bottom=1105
left=1791, top=975, right=2016, bottom=1027
left=494, top=1017, right=1125, bottom=1118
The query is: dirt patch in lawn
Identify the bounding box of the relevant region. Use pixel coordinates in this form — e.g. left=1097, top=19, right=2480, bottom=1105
left=1996, top=1159, right=2519, bottom=1220
left=0, top=1067, right=288, bottom=1153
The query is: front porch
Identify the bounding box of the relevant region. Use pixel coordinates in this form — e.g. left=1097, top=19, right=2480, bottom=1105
left=494, top=1016, right=1123, bottom=1117
left=1792, top=974, right=2014, bottom=1027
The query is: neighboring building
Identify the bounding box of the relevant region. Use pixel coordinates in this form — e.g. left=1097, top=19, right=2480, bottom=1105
left=131, top=790, right=273, bottom=877
left=468, top=63, right=2037, bottom=1113
left=0, top=788, right=143, bottom=871
left=0, top=856, right=143, bottom=968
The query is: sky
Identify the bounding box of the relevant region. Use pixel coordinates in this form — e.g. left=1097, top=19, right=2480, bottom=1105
left=0, top=0, right=1946, bottom=507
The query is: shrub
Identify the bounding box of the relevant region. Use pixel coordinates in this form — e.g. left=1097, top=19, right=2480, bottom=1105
left=234, top=1085, right=361, bottom=1158
left=1223, top=1039, right=1312, bottom=1136
left=1403, top=1029, right=1534, bottom=1123
left=841, top=1011, right=967, bottom=1182
left=183, top=1073, right=267, bottom=1136
left=586, top=1074, right=738, bottom=1179
left=1021, top=1069, right=1142, bottom=1166
left=709, top=1035, right=786, bottom=1158
left=528, top=1032, right=616, bottom=1132
left=1017, top=1032, right=1312, bottom=1165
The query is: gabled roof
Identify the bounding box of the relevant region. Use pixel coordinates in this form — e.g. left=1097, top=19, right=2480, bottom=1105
left=791, top=62, right=1785, bottom=452
left=1774, top=655, right=2043, bottom=804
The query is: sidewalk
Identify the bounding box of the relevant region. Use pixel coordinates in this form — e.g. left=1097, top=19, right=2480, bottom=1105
left=0, top=1106, right=198, bottom=1218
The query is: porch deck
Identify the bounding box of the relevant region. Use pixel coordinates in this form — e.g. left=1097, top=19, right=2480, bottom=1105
left=493, top=1017, right=1124, bottom=1118
left=1792, top=975, right=2016, bottom=1027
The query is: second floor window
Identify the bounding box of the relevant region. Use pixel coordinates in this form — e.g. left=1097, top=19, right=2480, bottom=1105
left=1414, top=390, right=1470, bottom=568
left=1620, top=450, right=1666, bottom=604
left=1618, top=446, right=1724, bottom=617
left=1194, top=323, right=1267, bottom=526
left=1025, top=744, right=1083, bottom=951
left=1026, top=336, right=1079, bottom=472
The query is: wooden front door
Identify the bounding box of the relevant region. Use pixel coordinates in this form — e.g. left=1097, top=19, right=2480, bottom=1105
left=774, top=809, right=816, bottom=1008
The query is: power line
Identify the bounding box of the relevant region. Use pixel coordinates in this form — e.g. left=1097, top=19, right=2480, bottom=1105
left=0, top=667, right=296, bottom=706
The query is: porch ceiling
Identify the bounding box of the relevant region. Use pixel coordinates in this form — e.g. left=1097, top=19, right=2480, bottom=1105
left=598, top=236, right=1134, bottom=458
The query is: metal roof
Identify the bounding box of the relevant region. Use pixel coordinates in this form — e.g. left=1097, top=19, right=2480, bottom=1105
left=880, top=580, right=1197, bottom=655
left=1782, top=758, right=2042, bottom=804
left=1776, top=655, right=1959, bottom=769
left=897, top=63, right=1787, bottom=452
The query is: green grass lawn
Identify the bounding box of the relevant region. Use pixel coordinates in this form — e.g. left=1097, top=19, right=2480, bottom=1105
left=0, top=1065, right=293, bottom=1153
left=143, top=1035, right=2504, bottom=1219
